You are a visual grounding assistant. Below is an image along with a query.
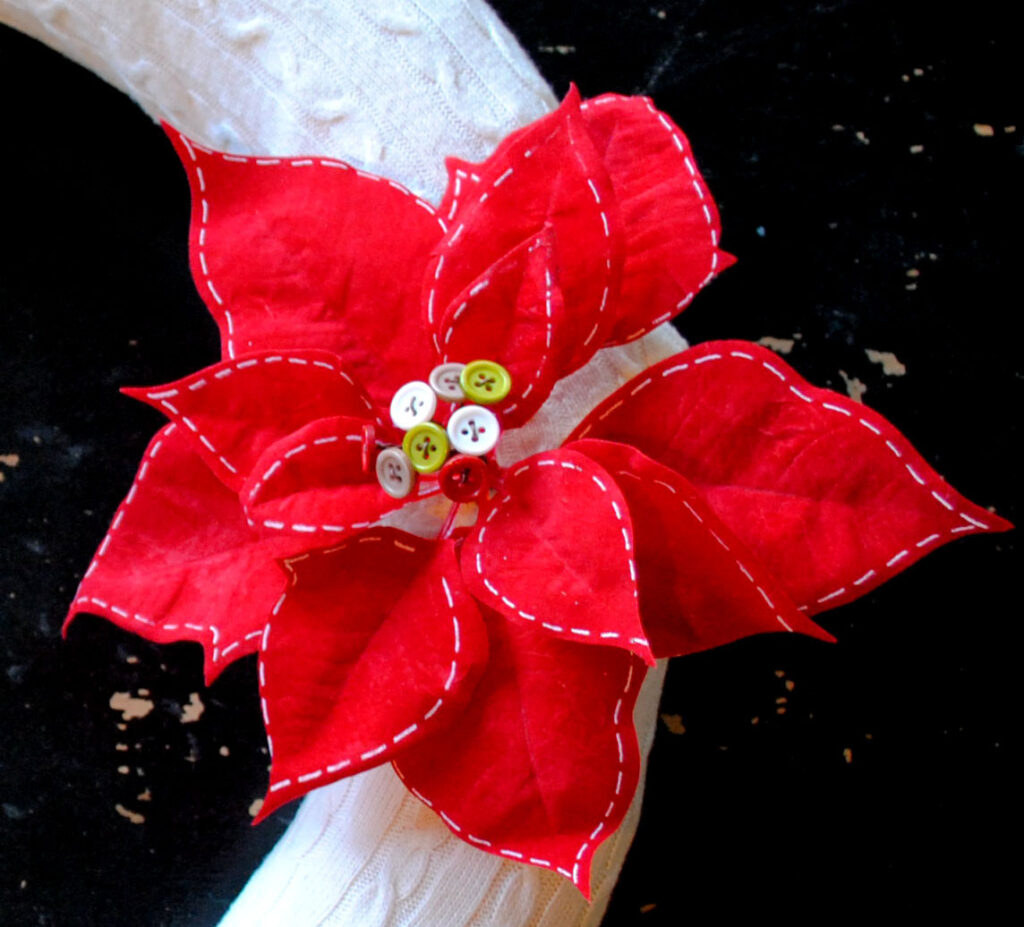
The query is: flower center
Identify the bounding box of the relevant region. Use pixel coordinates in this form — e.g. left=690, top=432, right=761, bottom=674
left=377, top=360, right=511, bottom=502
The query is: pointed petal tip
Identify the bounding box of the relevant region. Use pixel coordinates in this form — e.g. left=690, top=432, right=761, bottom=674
left=717, top=249, right=738, bottom=273
left=61, top=604, right=77, bottom=640
left=252, top=775, right=297, bottom=825
left=566, top=851, right=595, bottom=900
left=985, top=511, right=1014, bottom=534
left=202, top=658, right=224, bottom=687
left=803, top=620, right=838, bottom=645
left=250, top=795, right=275, bottom=827
left=163, top=125, right=201, bottom=170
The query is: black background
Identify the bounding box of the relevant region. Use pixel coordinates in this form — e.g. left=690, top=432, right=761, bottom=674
left=1, top=2, right=1018, bottom=924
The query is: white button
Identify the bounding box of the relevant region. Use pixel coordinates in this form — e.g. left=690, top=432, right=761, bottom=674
left=429, top=362, right=466, bottom=401
left=375, top=447, right=416, bottom=498
left=389, top=380, right=437, bottom=430
left=447, top=405, right=500, bottom=456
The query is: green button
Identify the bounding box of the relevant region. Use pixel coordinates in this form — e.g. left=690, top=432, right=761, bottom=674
left=402, top=422, right=450, bottom=474
left=460, top=359, right=512, bottom=405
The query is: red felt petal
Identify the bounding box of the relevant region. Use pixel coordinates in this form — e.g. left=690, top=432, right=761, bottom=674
left=242, top=415, right=413, bottom=543
left=124, top=350, right=380, bottom=491
left=257, top=532, right=488, bottom=821
left=166, top=130, right=444, bottom=406
left=437, top=156, right=483, bottom=224
left=425, top=87, right=622, bottom=376
left=66, top=425, right=294, bottom=683
left=580, top=95, right=735, bottom=345
left=573, top=341, right=1012, bottom=612
left=394, top=605, right=644, bottom=898
left=568, top=439, right=832, bottom=657
left=461, top=448, right=654, bottom=664
left=437, top=230, right=570, bottom=428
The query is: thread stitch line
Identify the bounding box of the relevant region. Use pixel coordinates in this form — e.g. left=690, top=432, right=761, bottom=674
left=264, top=537, right=464, bottom=796
left=593, top=347, right=986, bottom=609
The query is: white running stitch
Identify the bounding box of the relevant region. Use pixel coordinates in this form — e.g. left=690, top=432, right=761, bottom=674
left=178, top=137, right=446, bottom=357
left=581, top=96, right=722, bottom=341
left=72, top=424, right=225, bottom=662
left=630, top=470, right=796, bottom=633
left=144, top=354, right=379, bottom=482
left=393, top=656, right=638, bottom=887
left=263, top=539, right=464, bottom=797
left=471, top=454, right=644, bottom=642
left=583, top=346, right=991, bottom=609
left=439, top=234, right=553, bottom=418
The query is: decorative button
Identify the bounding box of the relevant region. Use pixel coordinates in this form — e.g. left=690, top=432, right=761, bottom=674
left=402, top=422, right=450, bottom=473
left=390, top=380, right=437, bottom=430
left=375, top=447, right=415, bottom=499
left=429, top=362, right=466, bottom=401
left=360, top=423, right=376, bottom=475
left=439, top=455, right=489, bottom=502
left=447, top=405, right=500, bottom=455
left=460, top=360, right=511, bottom=405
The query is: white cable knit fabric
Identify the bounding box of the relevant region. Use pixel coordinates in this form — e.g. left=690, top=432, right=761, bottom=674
left=0, top=0, right=556, bottom=199
left=217, top=662, right=669, bottom=927
left=1, top=2, right=684, bottom=923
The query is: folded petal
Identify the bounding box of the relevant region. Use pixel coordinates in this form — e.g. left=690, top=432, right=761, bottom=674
left=573, top=341, right=1012, bottom=612
left=437, top=157, right=483, bottom=224
left=124, top=350, right=381, bottom=491
left=394, top=605, right=644, bottom=899
left=437, top=229, right=572, bottom=427
left=166, top=130, right=445, bottom=405
left=580, top=94, right=735, bottom=344
left=242, top=415, right=414, bottom=542
left=568, top=439, right=832, bottom=657
left=425, top=86, right=622, bottom=377
left=256, top=532, right=488, bottom=821
left=66, top=425, right=294, bottom=683
left=461, top=448, right=653, bottom=664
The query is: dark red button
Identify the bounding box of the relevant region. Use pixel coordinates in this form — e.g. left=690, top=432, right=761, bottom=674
left=439, top=454, right=489, bottom=502
left=360, top=423, right=376, bottom=475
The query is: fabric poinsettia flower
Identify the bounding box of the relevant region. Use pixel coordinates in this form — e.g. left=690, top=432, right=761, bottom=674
left=66, top=87, right=1010, bottom=896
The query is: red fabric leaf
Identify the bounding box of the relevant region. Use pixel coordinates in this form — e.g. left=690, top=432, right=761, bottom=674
left=256, top=532, right=488, bottom=821
left=124, top=350, right=380, bottom=491
left=65, top=425, right=294, bottom=683
left=242, top=415, right=412, bottom=543
left=580, top=94, right=736, bottom=345
left=394, top=604, right=644, bottom=899
left=425, top=86, right=622, bottom=377
left=568, top=439, right=832, bottom=657
left=166, top=129, right=445, bottom=406
left=437, top=229, right=571, bottom=428
left=573, top=341, right=1012, bottom=612
left=461, top=448, right=654, bottom=664
left=437, top=156, right=483, bottom=224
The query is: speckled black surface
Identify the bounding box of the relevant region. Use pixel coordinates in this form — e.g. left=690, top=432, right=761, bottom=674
left=1, top=2, right=1018, bottom=924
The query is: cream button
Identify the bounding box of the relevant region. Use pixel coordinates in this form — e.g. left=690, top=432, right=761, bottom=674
left=375, top=447, right=416, bottom=499
left=389, top=380, right=437, bottom=430
left=447, top=405, right=500, bottom=455
left=429, top=363, right=466, bottom=401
